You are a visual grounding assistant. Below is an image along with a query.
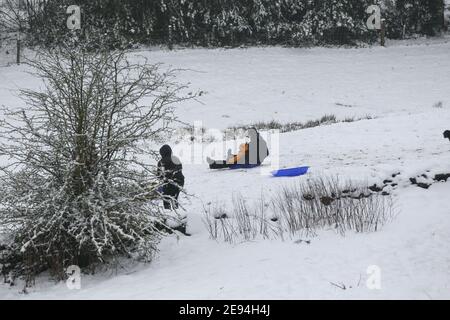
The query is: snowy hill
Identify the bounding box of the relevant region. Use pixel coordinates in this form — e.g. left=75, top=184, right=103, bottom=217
left=0, top=37, right=450, bottom=299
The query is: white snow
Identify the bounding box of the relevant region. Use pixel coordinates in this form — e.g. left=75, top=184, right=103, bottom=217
left=0, top=37, right=450, bottom=299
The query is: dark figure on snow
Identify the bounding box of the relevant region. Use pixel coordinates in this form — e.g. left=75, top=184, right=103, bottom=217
left=207, top=128, right=269, bottom=169
left=443, top=130, right=450, bottom=141
left=157, top=145, right=185, bottom=210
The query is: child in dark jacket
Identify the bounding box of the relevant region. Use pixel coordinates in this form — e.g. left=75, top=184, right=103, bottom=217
left=157, top=145, right=184, bottom=210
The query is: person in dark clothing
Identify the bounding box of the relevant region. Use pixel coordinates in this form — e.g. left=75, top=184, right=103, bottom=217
left=207, top=128, right=269, bottom=169
left=444, top=130, right=450, bottom=141
left=157, top=145, right=184, bottom=210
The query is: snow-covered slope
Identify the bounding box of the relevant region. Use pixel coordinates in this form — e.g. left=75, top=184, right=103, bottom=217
left=130, top=37, right=450, bottom=129
left=0, top=38, right=449, bottom=299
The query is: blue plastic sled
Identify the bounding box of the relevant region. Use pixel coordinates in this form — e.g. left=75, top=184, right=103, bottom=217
left=271, top=166, right=309, bottom=177
left=229, top=164, right=260, bottom=170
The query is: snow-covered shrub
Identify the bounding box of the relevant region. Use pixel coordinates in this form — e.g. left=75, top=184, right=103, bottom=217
left=433, top=101, right=444, bottom=109
left=203, top=194, right=282, bottom=243
left=273, top=176, right=395, bottom=236
left=382, top=0, right=446, bottom=38
left=226, top=115, right=338, bottom=135
left=0, top=44, right=192, bottom=286
left=203, top=176, right=395, bottom=243
left=226, top=114, right=375, bottom=136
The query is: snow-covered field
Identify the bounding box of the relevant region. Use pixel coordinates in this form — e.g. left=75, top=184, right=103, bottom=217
left=0, top=37, right=450, bottom=299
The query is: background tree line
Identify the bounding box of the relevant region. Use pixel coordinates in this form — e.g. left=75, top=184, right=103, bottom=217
left=1, top=0, right=447, bottom=48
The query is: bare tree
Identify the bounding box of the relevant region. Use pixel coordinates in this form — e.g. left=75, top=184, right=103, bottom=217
left=0, top=44, right=193, bottom=287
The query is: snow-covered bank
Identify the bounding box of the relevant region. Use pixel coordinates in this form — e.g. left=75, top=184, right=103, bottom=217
left=2, top=37, right=450, bottom=130
left=0, top=38, right=449, bottom=299
left=1, top=182, right=449, bottom=300
left=133, top=37, right=450, bottom=129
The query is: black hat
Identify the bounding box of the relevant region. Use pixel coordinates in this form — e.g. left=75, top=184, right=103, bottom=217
left=159, top=144, right=172, bottom=157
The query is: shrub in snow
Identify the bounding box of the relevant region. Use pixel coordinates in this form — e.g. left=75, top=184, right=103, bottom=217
left=226, top=114, right=375, bottom=136
left=383, top=0, right=446, bottom=38
left=433, top=101, right=444, bottom=109
left=0, top=44, right=193, bottom=286
left=203, top=194, right=282, bottom=243
left=273, top=176, right=395, bottom=236
left=203, top=176, right=395, bottom=243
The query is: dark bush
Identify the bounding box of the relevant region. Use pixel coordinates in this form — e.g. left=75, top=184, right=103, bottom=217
left=8, top=0, right=445, bottom=49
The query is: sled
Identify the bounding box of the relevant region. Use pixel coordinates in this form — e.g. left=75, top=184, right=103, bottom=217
left=271, top=166, right=309, bottom=177
left=229, top=164, right=260, bottom=170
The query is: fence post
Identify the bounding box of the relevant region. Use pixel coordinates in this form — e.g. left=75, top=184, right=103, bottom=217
left=168, top=17, right=173, bottom=51
left=16, top=38, right=21, bottom=65
left=380, top=19, right=386, bottom=47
